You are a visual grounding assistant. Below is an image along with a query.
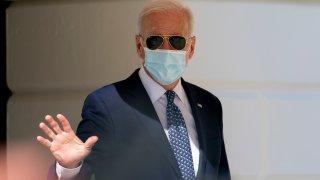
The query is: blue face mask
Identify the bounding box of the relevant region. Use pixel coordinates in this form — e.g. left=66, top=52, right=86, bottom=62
left=144, top=47, right=187, bottom=85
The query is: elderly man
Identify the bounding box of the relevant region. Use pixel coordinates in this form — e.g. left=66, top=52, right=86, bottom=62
left=37, top=0, right=231, bottom=179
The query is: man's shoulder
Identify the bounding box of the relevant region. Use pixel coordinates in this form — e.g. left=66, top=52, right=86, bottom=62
left=183, top=80, right=221, bottom=105
left=88, top=79, right=124, bottom=98
left=88, top=69, right=140, bottom=97
left=82, top=84, right=116, bottom=106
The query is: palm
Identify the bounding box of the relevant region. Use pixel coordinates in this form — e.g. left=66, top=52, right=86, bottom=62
left=37, top=114, right=98, bottom=168
left=49, top=131, right=88, bottom=166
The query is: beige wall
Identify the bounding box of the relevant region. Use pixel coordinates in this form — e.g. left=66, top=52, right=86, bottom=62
left=6, top=1, right=320, bottom=180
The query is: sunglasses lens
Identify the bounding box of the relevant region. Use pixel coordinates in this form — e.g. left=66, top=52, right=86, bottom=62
left=146, top=36, right=163, bottom=50
left=169, top=36, right=186, bottom=50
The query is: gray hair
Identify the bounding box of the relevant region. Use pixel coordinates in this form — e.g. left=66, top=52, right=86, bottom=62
left=138, top=0, right=194, bottom=35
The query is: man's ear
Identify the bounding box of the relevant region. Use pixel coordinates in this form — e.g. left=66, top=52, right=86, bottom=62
left=187, top=36, right=196, bottom=60
left=135, top=35, right=145, bottom=60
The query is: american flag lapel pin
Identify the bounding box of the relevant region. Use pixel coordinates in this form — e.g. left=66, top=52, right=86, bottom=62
left=197, top=102, right=203, bottom=108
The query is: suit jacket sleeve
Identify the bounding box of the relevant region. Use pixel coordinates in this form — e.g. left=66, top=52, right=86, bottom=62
left=47, top=90, right=114, bottom=180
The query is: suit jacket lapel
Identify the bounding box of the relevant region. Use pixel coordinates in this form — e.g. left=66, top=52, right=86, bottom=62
left=115, top=69, right=182, bottom=179
left=182, top=78, right=222, bottom=180
left=181, top=78, right=207, bottom=179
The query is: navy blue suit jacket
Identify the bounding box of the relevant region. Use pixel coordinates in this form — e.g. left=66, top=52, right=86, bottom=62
left=48, top=69, right=230, bottom=180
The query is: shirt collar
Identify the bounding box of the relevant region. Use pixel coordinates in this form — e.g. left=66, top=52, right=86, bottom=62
left=138, top=67, right=186, bottom=105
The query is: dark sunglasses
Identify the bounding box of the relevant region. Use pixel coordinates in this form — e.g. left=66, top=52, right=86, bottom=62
left=140, top=35, right=189, bottom=50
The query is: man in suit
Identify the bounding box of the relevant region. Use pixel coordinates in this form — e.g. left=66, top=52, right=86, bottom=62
left=37, top=0, right=231, bottom=179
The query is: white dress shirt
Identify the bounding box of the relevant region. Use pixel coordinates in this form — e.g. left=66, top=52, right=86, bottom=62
left=138, top=67, right=200, bottom=174
left=57, top=68, right=200, bottom=179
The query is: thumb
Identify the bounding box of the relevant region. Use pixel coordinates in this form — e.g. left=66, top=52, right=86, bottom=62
left=84, top=136, right=98, bottom=149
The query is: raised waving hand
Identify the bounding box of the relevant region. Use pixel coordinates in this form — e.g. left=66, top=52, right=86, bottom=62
left=37, top=114, right=98, bottom=168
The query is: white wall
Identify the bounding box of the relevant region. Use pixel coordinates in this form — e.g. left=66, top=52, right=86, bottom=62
left=6, top=1, right=320, bottom=180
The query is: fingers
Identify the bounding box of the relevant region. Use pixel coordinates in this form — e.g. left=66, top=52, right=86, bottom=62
left=38, top=114, right=73, bottom=141
left=39, top=122, right=56, bottom=140
left=45, top=115, right=62, bottom=134
left=56, top=114, right=73, bottom=133
left=36, top=136, right=51, bottom=149
left=84, top=136, right=98, bottom=149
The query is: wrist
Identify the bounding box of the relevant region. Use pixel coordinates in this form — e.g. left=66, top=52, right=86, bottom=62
left=56, top=161, right=82, bottom=179
left=59, top=161, right=82, bottom=169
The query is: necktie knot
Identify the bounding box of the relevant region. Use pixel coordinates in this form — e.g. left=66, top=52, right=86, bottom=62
left=165, top=90, right=175, bottom=105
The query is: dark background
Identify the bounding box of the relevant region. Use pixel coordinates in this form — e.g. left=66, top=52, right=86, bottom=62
left=1, top=2, right=12, bottom=146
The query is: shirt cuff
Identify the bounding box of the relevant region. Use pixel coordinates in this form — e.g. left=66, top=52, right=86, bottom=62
left=56, top=161, right=82, bottom=179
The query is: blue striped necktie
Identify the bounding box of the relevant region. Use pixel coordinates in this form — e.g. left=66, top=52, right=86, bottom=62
left=165, top=90, right=195, bottom=180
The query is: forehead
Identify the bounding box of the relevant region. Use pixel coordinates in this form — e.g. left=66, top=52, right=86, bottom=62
left=141, top=10, right=189, bottom=36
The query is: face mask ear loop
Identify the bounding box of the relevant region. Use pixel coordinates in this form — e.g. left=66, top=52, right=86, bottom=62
left=184, top=41, right=192, bottom=64
left=184, top=36, right=193, bottom=52
left=138, top=34, right=146, bottom=47
left=185, top=35, right=196, bottom=59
